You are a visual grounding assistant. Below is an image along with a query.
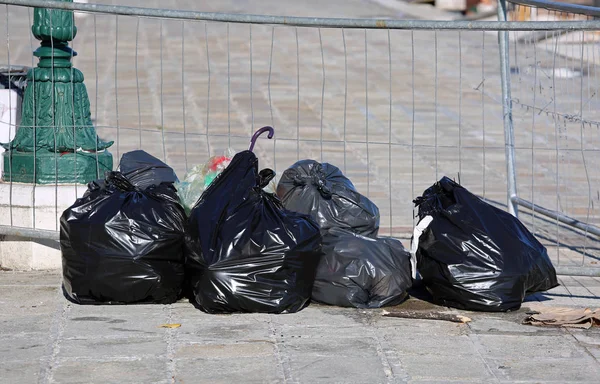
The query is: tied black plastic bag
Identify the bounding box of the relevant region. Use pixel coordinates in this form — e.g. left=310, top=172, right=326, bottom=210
left=185, top=150, right=323, bottom=314
left=277, top=160, right=380, bottom=237
left=118, top=150, right=179, bottom=189
left=312, top=228, right=413, bottom=308
left=413, top=176, right=558, bottom=312
left=61, top=171, right=187, bottom=304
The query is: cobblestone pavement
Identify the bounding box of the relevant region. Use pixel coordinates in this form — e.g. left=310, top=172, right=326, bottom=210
left=1, top=271, right=600, bottom=384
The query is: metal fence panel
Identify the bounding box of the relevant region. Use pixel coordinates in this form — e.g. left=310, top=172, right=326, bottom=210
left=505, top=0, right=600, bottom=275
left=0, top=0, right=598, bottom=275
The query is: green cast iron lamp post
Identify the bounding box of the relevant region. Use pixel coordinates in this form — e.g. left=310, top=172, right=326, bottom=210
left=1, top=0, right=113, bottom=184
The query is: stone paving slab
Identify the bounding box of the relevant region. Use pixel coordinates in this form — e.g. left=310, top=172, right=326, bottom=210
left=1, top=270, right=600, bottom=384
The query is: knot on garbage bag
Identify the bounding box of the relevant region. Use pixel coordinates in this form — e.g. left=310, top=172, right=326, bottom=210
left=290, top=167, right=333, bottom=198
left=291, top=173, right=307, bottom=187
left=313, top=177, right=332, bottom=198
left=257, top=168, right=276, bottom=189
left=413, top=177, right=458, bottom=218
left=105, top=171, right=138, bottom=192
left=289, top=163, right=333, bottom=198
left=291, top=173, right=332, bottom=198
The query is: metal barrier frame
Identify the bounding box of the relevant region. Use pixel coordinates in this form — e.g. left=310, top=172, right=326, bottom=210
left=500, top=0, right=600, bottom=275
left=1, top=0, right=600, bottom=275
left=2, top=0, right=600, bottom=30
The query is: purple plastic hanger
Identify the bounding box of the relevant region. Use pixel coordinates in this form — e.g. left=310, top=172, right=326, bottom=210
left=248, top=126, right=275, bottom=152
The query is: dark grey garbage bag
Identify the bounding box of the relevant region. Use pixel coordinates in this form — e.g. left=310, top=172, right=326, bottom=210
left=276, top=160, right=380, bottom=237
left=312, top=227, right=413, bottom=308
left=118, top=150, right=179, bottom=189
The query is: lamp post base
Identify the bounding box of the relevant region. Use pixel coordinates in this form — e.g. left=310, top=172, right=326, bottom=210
left=2, top=150, right=112, bottom=184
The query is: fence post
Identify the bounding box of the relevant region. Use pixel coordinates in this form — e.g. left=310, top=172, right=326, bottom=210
left=497, top=0, right=519, bottom=217
left=1, top=0, right=113, bottom=184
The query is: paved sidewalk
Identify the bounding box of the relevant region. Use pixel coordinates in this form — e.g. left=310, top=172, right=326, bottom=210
left=1, top=271, right=600, bottom=383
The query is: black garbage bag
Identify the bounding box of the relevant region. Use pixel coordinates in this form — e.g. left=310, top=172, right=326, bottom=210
left=413, top=176, right=558, bottom=312
left=185, top=151, right=323, bottom=314
left=312, top=227, right=413, bottom=308
left=61, top=171, right=187, bottom=304
left=118, top=150, right=179, bottom=189
left=276, top=160, right=380, bottom=237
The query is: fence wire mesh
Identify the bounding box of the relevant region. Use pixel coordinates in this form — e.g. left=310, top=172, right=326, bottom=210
left=507, top=0, right=600, bottom=274
left=0, top=0, right=599, bottom=275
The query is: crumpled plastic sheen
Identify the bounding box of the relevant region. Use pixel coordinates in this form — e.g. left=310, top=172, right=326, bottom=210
left=312, top=227, right=413, bottom=308
left=413, top=176, right=559, bottom=312
left=276, top=160, right=380, bottom=237
left=118, top=150, right=179, bottom=189
left=185, top=150, right=323, bottom=314
left=61, top=151, right=187, bottom=304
